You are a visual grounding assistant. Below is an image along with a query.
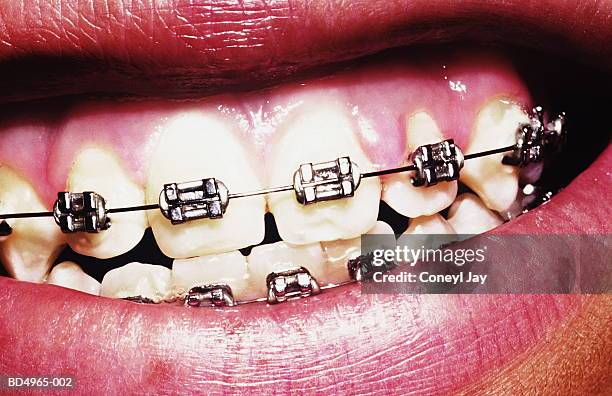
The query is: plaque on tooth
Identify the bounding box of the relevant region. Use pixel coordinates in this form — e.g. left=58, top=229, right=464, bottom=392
left=410, top=139, right=464, bottom=187
left=293, top=156, right=361, bottom=205
left=53, top=191, right=111, bottom=233
left=159, top=178, right=229, bottom=225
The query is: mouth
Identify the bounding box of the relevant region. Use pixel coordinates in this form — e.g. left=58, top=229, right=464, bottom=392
left=0, top=0, right=610, bottom=393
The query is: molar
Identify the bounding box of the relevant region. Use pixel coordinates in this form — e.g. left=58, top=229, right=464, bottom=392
left=146, top=111, right=266, bottom=258
left=382, top=112, right=458, bottom=217
left=267, top=99, right=381, bottom=245
left=248, top=241, right=325, bottom=298
left=0, top=166, right=65, bottom=282
left=461, top=99, right=530, bottom=212
left=46, top=261, right=101, bottom=295
left=65, top=147, right=148, bottom=258
left=100, top=262, right=172, bottom=302
left=172, top=251, right=254, bottom=302
left=447, top=193, right=504, bottom=235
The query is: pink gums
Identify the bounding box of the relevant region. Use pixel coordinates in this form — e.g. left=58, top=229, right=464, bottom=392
left=0, top=49, right=529, bottom=206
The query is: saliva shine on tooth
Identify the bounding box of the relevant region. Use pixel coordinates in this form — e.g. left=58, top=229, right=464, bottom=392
left=186, top=284, right=236, bottom=307
left=159, top=178, right=229, bottom=224
left=53, top=191, right=111, bottom=233
left=266, top=267, right=321, bottom=304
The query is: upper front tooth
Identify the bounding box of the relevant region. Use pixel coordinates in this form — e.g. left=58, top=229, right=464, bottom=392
left=46, top=261, right=101, bottom=295
left=146, top=111, right=266, bottom=258
left=447, top=193, right=503, bottom=235
left=382, top=112, right=457, bottom=217
left=65, top=148, right=148, bottom=258
left=461, top=99, right=530, bottom=212
left=248, top=241, right=325, bottom=298
left=267, top=99, right=380, bottom=244
left=0, top=166, right=65, bottom=282
left=172, top=250, right=254, bottom=301
left=100, top=262, right=172, bottom=302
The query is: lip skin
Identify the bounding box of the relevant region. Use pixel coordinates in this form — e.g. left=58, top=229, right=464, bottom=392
left=0, top=0, right=611, bottom=394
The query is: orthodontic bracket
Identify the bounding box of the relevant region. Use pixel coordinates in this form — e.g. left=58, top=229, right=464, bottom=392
left=159, top=178, right=229, bottom=224
left=410, top=139, right=464, bottom=187
left=186, top=284, right=236, bottom=307
left=0, top=105, right=566, bottom=239
left=502, top=106, right=567, bottom=167
left=53, top=192, right=111, bottom=233
left=266, top=267, right=321, bottom=304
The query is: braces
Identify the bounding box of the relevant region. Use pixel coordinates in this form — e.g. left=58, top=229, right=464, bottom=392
left=0, top=106, right=567, bottom=305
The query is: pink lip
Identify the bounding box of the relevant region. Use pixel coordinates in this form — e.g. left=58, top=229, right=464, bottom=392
left=0, top=146, right=609, bottom=393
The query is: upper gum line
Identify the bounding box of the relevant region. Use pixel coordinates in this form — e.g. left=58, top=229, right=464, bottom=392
left=0, top=49, right=535, bottom=295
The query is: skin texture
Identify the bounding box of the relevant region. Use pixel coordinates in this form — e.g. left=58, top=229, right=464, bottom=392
left=0, top=0, right=610, bottom=394
left=0, top=1, right=611, bottom=101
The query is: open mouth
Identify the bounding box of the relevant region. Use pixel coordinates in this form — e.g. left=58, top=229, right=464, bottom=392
left=0, top=0, right=610, bottom=393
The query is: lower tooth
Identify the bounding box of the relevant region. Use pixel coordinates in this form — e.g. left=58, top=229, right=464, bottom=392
left=65, top=148, right=148, bottom=259
left=404, top=214, right=456, bottom=235
left=382, top=112, right=457, bottom=217
left=447, top=193, right=503, bottom=235
left=248, top=241, right=325, bottom=298
left=100, top=262, right=172, bottom=302
left=0, top=166, right=65, bottom=282
left=321, top=220, right=396, bottom=284
left=172, top=251, right=253, bottom=301
left=46, top=261, right=101, bottom=295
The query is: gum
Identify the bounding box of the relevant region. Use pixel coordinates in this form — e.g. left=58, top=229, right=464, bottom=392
left=0, top=48, right=530, bottom=206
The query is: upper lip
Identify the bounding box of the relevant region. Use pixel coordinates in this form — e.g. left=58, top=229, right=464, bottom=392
left=0, top=0, right=610, bottom=393
left=0, top=0, right=612, bottom=102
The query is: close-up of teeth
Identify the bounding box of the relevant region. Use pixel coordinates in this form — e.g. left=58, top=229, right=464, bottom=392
left=0, top=0, right=610, bottom=393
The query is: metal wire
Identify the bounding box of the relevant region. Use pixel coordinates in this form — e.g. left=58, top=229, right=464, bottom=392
left=0, top=144, right=516, bottom=221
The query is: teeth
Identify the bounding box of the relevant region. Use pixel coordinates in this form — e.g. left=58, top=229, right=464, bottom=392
left=100, top=262, right=172, bottom=302
left=65, top=148, right=147, bottom=258
left=172, top=251, right=254, bottom=301
left=248, top=241, right=325, bottom=297
left=404, top=214, right=456, bottom=235
left=447, top=193, right=503, bottom=235
left=321, top=220, right=395, bottom=284
left=46, top=261, right=100, bottom=295
left=0, top=166, right=65, bottom=282
left=267, top=100, right=380, bottom=245
left=382, top=112, right=457, bottom=217
left=146, top=112, right=266, bottom=258
left=461, top=100, right=530, bottom=212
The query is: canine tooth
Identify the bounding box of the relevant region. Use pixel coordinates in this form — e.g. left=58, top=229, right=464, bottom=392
left=0, top=166, right=64, bottom=282
left=46, top=261, right=100, bottom=295
left=248, top=241, right=325, bottom=297
left=321, top=221, right=396, bottom=284
left=65, top=148, right=147, bottom=258
left=146, top=112, right=265, bottom=258
left=268, top=100, right=380, bottom=245
left=172, top=251, right=253, bottom=302
left=461, top=100, right=530, bottom=212
left=100, top=262, right=172, bottom=302
left=382, top=112, right=457, bottom=217
left=447, top=193, right=503, bottom=235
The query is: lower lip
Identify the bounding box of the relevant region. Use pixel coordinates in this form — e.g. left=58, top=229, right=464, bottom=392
left=0, top=145, right=609, bottom=392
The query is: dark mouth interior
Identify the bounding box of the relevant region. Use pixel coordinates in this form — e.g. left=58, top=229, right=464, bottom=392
left=0, top=44, right=610, bottom=283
